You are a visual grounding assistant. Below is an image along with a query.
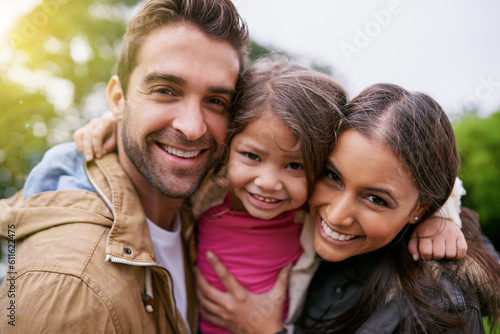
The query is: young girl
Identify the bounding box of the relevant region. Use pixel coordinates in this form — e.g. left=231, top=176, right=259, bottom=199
left=74, top=58, right=467, bottom=333
left=198, top=83, right=499, bottom=333
left=191, top=56, right=349, bottom=333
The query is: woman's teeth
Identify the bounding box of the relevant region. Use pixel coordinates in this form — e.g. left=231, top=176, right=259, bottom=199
left=321, top=220, right=356, bottom=241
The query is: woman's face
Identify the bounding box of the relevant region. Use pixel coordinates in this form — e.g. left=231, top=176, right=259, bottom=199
left=309, top=129, right=427, bottom=262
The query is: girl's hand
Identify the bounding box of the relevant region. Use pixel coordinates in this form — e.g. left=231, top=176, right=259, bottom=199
left=73, top=112, right=118, bottom=161
left=195, top=251, right=289, bottom=334
left=408, top=217, right=467, bottom=261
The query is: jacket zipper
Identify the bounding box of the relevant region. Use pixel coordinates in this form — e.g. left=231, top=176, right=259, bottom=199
left=106, top=255, right=182, bottom=333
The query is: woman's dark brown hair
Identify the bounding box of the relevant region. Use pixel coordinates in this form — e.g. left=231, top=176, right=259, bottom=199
left=299, top=83, right=500, bottom=333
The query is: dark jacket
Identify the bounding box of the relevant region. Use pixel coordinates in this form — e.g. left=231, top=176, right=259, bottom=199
left=295, top=253, right=486, bottom=334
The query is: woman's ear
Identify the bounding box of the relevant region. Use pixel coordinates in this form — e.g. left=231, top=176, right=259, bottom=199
left=107, top=75, right=125, bottom=121
left=410, top=203, right=430, bottom=224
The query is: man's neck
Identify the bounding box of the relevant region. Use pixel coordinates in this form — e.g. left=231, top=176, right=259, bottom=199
left=139, top=189, right=184, bottom=231
left=116, top=143, right=185, bottom=231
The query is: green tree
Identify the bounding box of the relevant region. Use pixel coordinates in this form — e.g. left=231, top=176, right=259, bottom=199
left=454, top=111, right=500, bottom=249
left=0, top=0, right=141, bottom=198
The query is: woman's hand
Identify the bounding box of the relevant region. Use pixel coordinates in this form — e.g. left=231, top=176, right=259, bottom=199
left=196, top=251, right=290, bottom=334
left=408, top=217, right=467, bottom=261
left=73, top=112, right=118, bottom=161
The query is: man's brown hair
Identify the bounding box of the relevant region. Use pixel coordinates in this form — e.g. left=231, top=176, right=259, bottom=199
left=117, top=0, right=249, bottom=95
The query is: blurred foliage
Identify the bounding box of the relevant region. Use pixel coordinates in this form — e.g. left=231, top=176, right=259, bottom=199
left=0, top=80, right=56, bottom=196
left=454, top=111, right=500, bottom=249
left=0, top=0, right=141, bottom=199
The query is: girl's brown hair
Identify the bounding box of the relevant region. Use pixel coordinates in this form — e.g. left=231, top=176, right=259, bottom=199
left=217, top=55, right=347, bottom=194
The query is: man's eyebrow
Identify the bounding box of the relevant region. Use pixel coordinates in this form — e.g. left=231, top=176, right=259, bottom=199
left=208, top=86, right=236, bottom=96
left=141, top=72, right=186, bottom=86
left=140, top=72, right=236, bottom=96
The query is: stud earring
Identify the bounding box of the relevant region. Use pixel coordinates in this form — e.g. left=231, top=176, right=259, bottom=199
left=413, top=217, right=419, bottom=222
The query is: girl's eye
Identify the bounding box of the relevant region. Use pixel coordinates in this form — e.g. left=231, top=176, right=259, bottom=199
left=367, top=195, right=388, bottom=207
left=286, top=162, right=303, bottom=170
left=242, top=152, right=260, bottom=161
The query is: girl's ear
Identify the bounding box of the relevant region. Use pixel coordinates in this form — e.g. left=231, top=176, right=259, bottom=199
left=410, top=203, right=430, bottom=224
left=107, top=75, right=125, bottom=121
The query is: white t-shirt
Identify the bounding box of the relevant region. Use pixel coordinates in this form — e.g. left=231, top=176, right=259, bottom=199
left=147, top=215, right=190, bottom=333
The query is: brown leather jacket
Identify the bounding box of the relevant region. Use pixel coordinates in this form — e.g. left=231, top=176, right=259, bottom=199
left=0, top=151, right=197, bottom=333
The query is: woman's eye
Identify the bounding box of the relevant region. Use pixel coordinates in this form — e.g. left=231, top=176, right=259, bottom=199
left=242, top=152, right=260, bottom=161
left=367, top=195, right=388, bottom=207
left=325, top=169, right=341, bottom=183
left=286, top=162, right=303, bottom=170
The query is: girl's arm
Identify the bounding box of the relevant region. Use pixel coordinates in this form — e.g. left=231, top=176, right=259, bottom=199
left=408, top=178, right=467, bottom=261
left=196, top=251, right=289, bottom=334
left=73, top=112, right=118, bottom=161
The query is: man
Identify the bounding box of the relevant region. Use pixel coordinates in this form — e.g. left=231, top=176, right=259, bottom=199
left=0, top=0, right=248, bottom=332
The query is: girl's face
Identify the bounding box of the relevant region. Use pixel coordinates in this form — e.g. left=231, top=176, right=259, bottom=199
left=310, top=129, right=428, bottom=262
left=227, top=109, right=308, bottom=220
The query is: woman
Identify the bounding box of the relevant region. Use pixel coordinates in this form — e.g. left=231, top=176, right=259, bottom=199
left=197, top=83, right=500, bottom=333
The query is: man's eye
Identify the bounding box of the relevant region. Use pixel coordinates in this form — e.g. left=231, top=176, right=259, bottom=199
left=154, top=88, right=173, bottom=95
left=209, top=98, right=224, bottom=105
left=367, top=195, right=388, bottom=207
left=242, top=152, right=260, bottom=161
left=287, top=162, right=303, bottom=170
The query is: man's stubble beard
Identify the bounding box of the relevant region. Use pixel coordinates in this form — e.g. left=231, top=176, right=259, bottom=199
left=121, top=114, right=220, bottom=199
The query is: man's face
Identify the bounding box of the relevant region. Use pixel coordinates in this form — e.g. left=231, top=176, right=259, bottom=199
left=115, top=24, right=239, bottom=198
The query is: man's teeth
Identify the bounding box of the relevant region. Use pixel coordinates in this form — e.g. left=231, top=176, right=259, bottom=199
left=251, top=193, right=280, bottom=203
left=162, top=145, right=201, bottom=158
left=321, top=220, right=356, bottom=241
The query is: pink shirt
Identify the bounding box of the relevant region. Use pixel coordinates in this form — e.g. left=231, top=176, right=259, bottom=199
left=197, top=193, right=303, bottom=334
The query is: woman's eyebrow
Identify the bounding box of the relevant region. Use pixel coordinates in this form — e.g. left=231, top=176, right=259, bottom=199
left=327, top=158, right=399, bottom=205
left=326, top=159, right=342, bottom=178
left=366, top=186, right=398, bottom=205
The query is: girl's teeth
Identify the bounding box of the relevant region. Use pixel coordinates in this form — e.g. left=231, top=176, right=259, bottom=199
left=321, top=220, right=356, bottom=241
left=252, top=194, right=279, bottom=203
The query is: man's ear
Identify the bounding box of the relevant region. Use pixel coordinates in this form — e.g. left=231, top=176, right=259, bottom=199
left=107, top=75, right=125, bottom=121
left=410, top=203, right=430, bottom=224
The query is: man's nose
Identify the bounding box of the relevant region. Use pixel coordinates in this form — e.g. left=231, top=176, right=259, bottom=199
left=172, top=100, right=207, bottom=141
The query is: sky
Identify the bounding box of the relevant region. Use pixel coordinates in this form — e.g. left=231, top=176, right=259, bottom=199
left=1, top=0, right=500, bottom=119
left=234, top=0, right=500, bottom=119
